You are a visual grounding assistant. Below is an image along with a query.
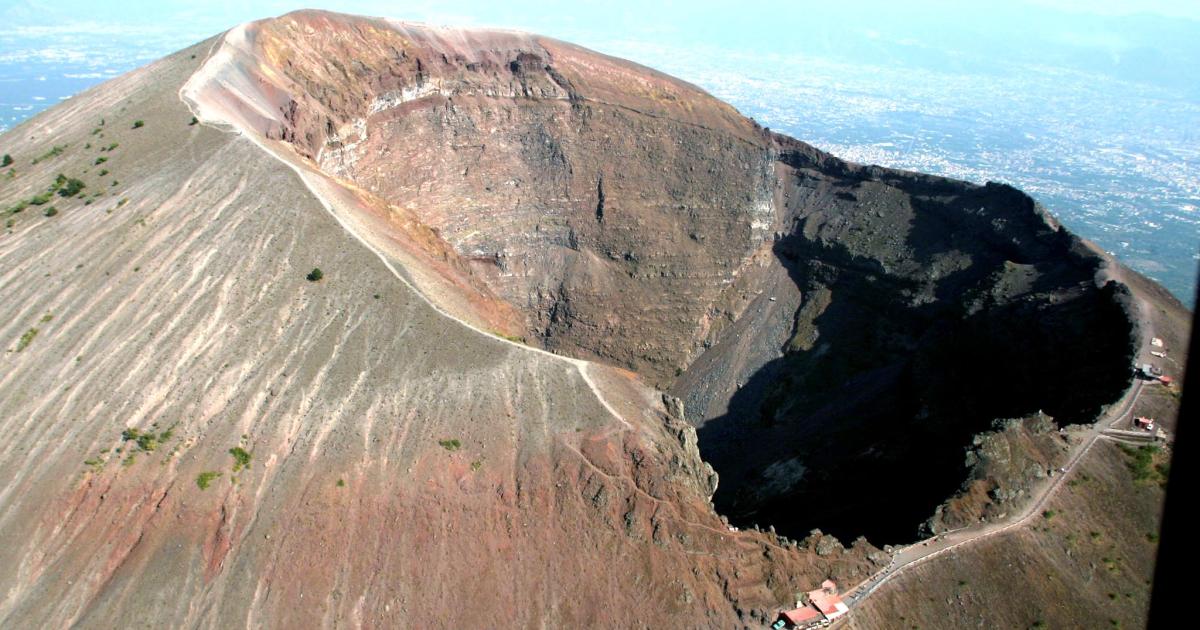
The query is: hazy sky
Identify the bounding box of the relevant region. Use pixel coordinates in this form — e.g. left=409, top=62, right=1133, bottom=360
left=2, top=0, right=1197, bottom=42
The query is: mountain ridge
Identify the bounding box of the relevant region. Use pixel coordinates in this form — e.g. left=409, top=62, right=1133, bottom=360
left=0, top=9, right=1187, bottom=628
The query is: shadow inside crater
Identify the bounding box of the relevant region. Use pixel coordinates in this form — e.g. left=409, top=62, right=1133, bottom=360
left=695, top=194, right=1135, bottom=546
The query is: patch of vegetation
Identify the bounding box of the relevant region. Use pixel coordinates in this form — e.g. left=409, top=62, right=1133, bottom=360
left=120, top=425, right=176, bottom=453
left=189, top=116, right=199, bottom=126
left=1042, top=510, right=1056, bottom=520
left=29, top=191, right=53, bottom=205
left=1146, top=532, right=1159, bottom=543
left=43, top=206, right=58, bottom=217
left=1118, top=444, right=1167, bottom=487
left=94, top=156, right=107, bottom=166
left=58, top=177, right=85, bottom=197
left=336, top=478, right=345, bottom=487
left=32, top=144, right=67, bottom=164
left=306, top=267, right=323, bottom=282
left=16, top=328, right=38, bottom=351
left=1, top=154, right=12, bottom=167
left=492, top=331, right=526, bottom=344
left=471, top=460, right=482, bottom=471
left=98, top=169, right=108, bottom=176
left=102, top=142, right=119, bottom=152
left=229, top=446, right=252, bottom=472
left=438, top=439, right=461, bottom=451
left=132, top=120, right=145, bottom=129
left=196, top=471, right=222, bottom=489
left=84, top=456, right=105, bottom=472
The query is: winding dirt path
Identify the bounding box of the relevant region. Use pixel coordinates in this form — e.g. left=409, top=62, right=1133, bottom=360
left=176, top=26, right=633, bottom=432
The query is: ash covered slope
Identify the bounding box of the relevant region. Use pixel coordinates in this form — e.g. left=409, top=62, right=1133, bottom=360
left=0, top=28, right=878, bottom=630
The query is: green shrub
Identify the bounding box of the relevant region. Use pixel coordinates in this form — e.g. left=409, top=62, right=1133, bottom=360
left=43, top=206, right=57, bottom=217
left=438, top=439, right=461, bottom=451
left=196, top=471, right=222, bottom=489
left=132, top=120, right=145, bottom=129
left=94, top=156, right=107, bottom=166
left=29, top=192, right=52, bottom=205
left=229, top=446, right=252, bottom=472
left=306, top=268, right=323, bottom=282
left=32, top=145, right=66, bottom=164
left=58, top=177, right=85, bottom=197
left=189, top=116, right=199, bottom=126
left=16, top=328, right=37, bottom=351
left=1, top=154, right=12, bottom=167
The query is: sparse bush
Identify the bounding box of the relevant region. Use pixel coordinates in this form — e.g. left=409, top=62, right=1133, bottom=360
left=438, top=439, right=461, bottom=451
left=1, top=154, right=12, bottom=167
left=336, top=478, right=345, bottom=487
left=196, top=471, right=222, bottom=489
left=229, top=446, right=252, bottom=472
left=32, top=144, right=66, bottom=164
left=58, top=177, right=85, bottom=197
left=132, top=120, right=145, bottom=129
left=43, top=206, right=57, bottom=217
left=94, top=156, right=107, bottom=166
left=16, top=327, right=38, bottom=351
left=29, top=191, right=52, bottom=205
left=306, top=267, right=323, bottom=282
left=189, top=116, right=198, bottom=126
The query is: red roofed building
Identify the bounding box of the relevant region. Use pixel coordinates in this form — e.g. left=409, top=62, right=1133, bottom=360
left=775, top=580, right=850, bottom=627
left=809, top=589, right=849, bottom=621
left=778, top=605, right=823, bottom=628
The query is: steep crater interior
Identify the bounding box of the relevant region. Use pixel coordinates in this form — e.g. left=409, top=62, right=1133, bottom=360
left=231, top=13, right=1137, bottom=546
